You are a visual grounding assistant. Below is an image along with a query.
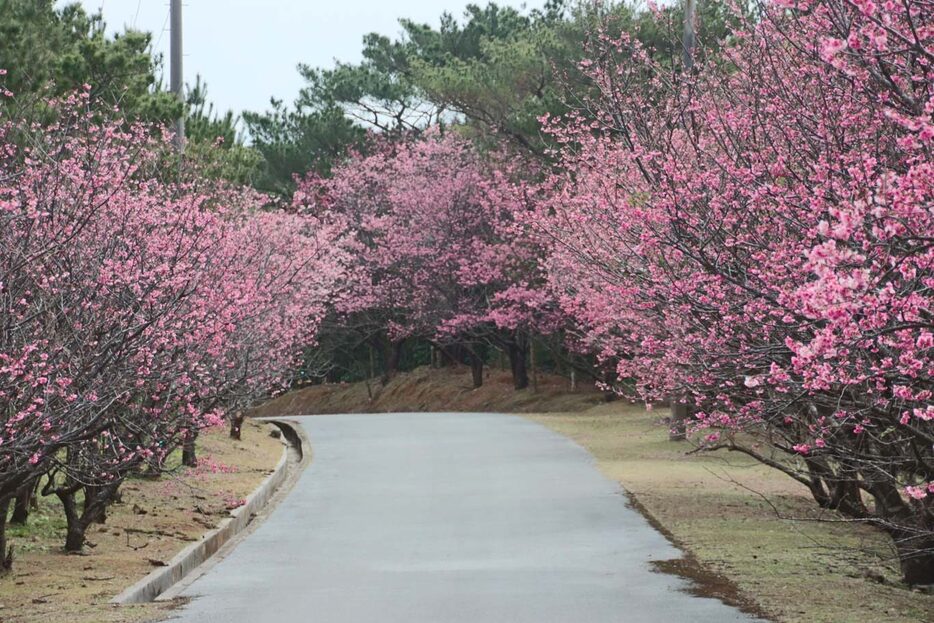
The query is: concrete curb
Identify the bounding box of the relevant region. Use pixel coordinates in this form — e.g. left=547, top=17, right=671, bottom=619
left=111, top=420, right=303, bottom=605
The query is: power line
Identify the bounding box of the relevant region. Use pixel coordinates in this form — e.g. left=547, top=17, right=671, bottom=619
left=154, top=6, right=171, bottom=51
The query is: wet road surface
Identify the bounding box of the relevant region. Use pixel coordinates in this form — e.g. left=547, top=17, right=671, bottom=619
left=174, top=412, right=762, bottom=623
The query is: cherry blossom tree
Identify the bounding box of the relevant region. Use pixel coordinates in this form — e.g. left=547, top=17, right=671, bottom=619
left=536, top=0, right=933, bottom=583
left=296, top=132, right=558, bottom=389
left=0, top=87, right=342, bottom=556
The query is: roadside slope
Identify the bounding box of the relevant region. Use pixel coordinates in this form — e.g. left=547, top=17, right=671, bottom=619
left=249, top=366, right=603, bottom=417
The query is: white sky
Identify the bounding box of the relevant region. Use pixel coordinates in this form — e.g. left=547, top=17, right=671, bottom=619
left=62, top=1, right=548, bottom=117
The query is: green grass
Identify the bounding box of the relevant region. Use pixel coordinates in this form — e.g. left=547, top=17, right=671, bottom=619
left=7, top=493, right=68, bottom=554
left=9, top=448, right=193, bottom=553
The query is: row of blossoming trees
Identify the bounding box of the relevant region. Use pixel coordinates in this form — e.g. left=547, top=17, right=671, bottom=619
left=0, top=0, right=930, bottom=586
left=0, top=89, right=346, bottom=561
left=297, top=0, right=932, bottom=584
left=296, top=136, right=559, bottom=390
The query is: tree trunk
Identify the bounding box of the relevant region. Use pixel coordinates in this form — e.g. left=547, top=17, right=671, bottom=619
left=0, top=498, right=12, bottom=572
left=507, top=336, right=529, bottom=390
left=470, top=352, right=484, bottom=389
left=669, top=399, right=693, bottom=441
left=229, top=411, right=245, bottom=440
left=802, top=460, right=868, bottom=518
left=83, top=485, right=110, bottom=525
left=182, top=431, right=198, bottom=467
left=58, top=489, right=87, bottom=552
left=58, top=481, right=120, bottom=552
left=859, top=479, right=934, bottom=585
left=381, top=339, right=403, bottom=385
left=10, top=479, right=34, bottom=525
left=602, top=369, right=617, bottom=403
left=439, top=345, right=457, bottom=367
left=892, top=529, right=934, bottom=585
left=64, top=518, right=87, bottom=551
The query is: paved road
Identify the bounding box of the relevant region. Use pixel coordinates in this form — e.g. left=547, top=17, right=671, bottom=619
left=174, top=412, right=762, bottom=622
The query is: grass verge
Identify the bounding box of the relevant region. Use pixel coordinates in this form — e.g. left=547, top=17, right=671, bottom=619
left=1, top=420, right=283, bottom=623
left=529, top=405, right=934, bottom=623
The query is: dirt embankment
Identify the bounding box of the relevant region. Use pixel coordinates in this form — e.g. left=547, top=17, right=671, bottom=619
left=249, top=365, right=605, bottom=417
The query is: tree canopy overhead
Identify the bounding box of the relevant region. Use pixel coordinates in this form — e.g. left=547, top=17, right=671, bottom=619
left=241, top=0, right=746, bottom=196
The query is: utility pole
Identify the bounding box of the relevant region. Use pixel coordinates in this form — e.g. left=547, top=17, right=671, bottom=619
left=170, top=0, right=185, bottom=154
left=682, top=0, right=698, bottom=71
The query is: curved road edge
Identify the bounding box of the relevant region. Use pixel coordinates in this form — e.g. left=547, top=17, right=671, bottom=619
left=111, top=418, right=310, bottom=605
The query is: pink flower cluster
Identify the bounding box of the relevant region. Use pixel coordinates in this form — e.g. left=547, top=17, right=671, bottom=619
left=0, top=96, right=344, bottom=505
left=294, top=133, right=556, bottom=387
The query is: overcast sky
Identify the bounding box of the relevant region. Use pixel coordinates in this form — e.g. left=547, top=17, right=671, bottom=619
left=63, top=1, right=548, bottom=118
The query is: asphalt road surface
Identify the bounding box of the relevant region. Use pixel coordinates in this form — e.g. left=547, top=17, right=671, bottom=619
left=173, top=412, right=763, bottom=622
